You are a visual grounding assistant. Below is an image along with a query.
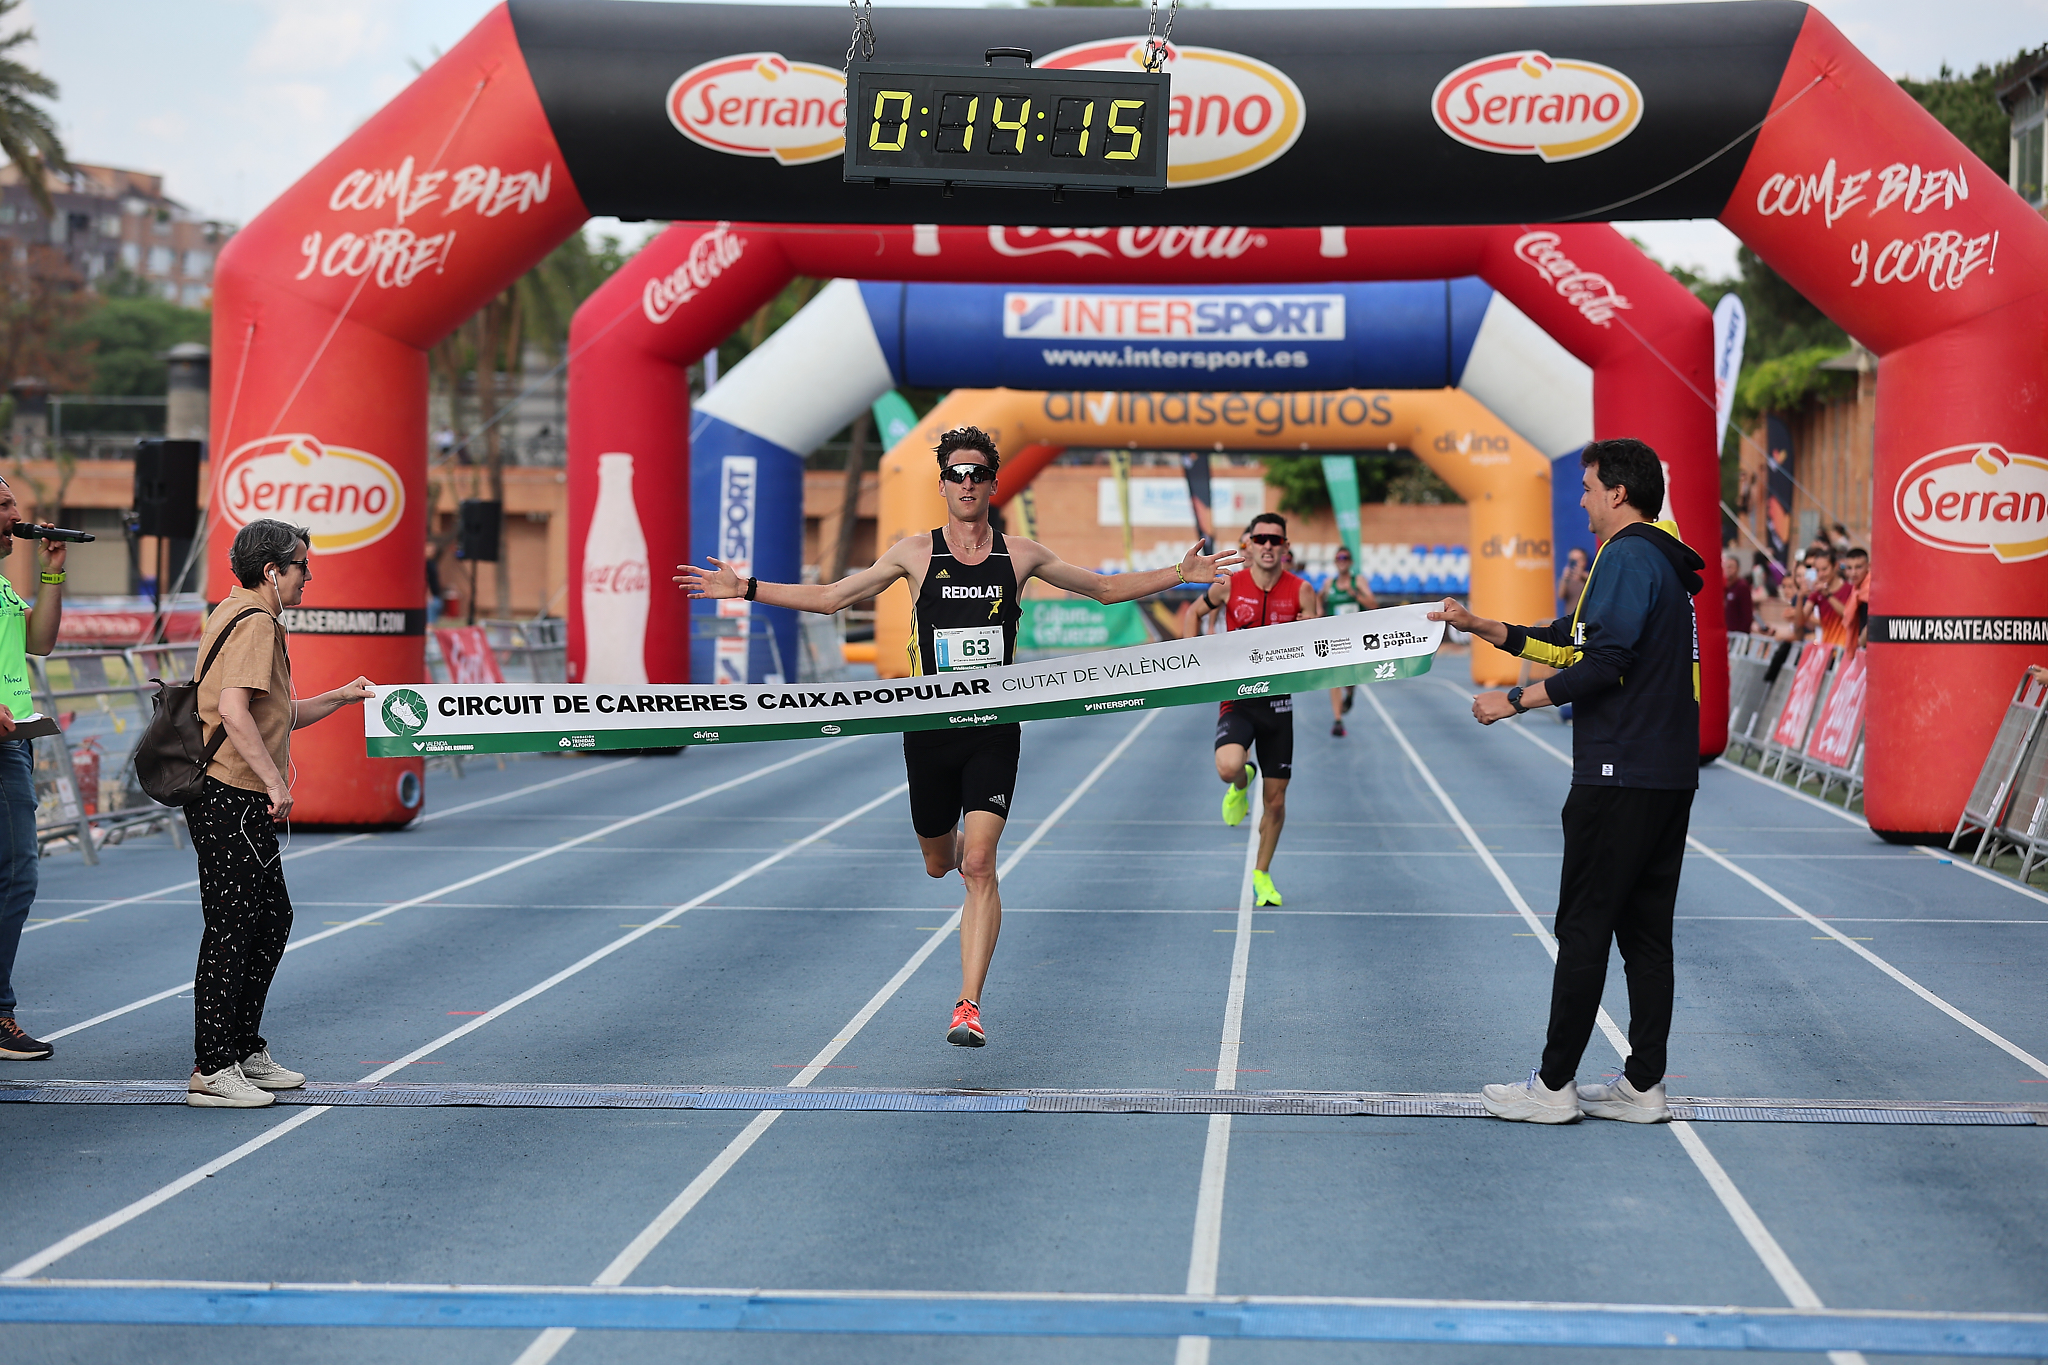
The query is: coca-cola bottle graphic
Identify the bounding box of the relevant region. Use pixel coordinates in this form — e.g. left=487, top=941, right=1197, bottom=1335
left=581, top=452, right=650, bottom=684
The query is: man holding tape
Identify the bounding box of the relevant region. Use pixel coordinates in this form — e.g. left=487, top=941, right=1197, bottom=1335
left=678, top=427, right=1239, bottom=1050
left=1430, top=438, right=1704, bottom=1125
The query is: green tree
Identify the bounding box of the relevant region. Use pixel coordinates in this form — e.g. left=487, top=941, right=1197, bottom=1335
left=0, top=0, right=67, bottom=220
left=59, top=295, right=208, bottom=396
left=1900, top=50, right=2042, bottom=176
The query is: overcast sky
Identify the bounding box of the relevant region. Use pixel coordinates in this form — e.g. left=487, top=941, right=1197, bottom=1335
left=19, top=0, right=2046, bottom=278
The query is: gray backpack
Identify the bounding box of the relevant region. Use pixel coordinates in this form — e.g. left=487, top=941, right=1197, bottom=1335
left=134, top=608, right=271, bottom=807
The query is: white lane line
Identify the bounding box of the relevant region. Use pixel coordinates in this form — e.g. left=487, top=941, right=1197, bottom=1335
left=2, top=772, right=904, bottom=1283
left=1504, top=722, right=2048, bottom=1082
left=1173, top=778, right=1263, bottom=1365
left=1366, top=689, right=1866, bottom=1365
left=24, top=758, right=643, bottom=936
left=514, top=710, right=1164, bottom=1365
left=41, top=743, right=851, bottom=1043
left=1711, top=751, right=2048, bottom=909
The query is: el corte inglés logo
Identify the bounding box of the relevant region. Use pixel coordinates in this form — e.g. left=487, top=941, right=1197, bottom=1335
left=1893, top=443, right=2048, bottom=563
left=667, top=52, right=849, bottom=165
left=663, top=42, right=1303, bottom=187
left=382, top=688, right=429, bottom=737
left=1432, top=51, right=1642, bottom=162
left=219, top=434, right=405, bottom=555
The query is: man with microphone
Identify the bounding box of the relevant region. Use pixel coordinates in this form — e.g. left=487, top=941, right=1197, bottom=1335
left=0, top=478, right=69, bottom=1061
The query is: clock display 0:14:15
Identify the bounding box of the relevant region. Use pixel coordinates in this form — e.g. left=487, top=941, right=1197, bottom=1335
left=867, top=90, right=1147, bottom=161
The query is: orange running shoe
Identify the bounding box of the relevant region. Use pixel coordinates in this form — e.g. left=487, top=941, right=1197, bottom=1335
left=947, top=999, right=986, bottom=1048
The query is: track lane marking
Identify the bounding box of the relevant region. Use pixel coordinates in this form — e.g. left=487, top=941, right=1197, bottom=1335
left=23, top=758, right=645, bottom=935
left=512, top=710, right=1164, bottom=1365
left=1503, top=719, right=2048, bottom=1082
left=39, top=744, right=855, bottom=1044
left=1173, top=774, right=1263, bottom=1365
left=1367, top=688, right=1866, bottom=1365
left=2, top=763, right=901, bottom=1283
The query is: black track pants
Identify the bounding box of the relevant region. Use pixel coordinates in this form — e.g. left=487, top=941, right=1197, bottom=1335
left=1538, top=784, right=1695, bottom=1092
left=188, top=778, right=295, bottom=1075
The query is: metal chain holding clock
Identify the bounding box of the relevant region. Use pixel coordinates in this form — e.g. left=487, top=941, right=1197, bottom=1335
left=1142, top=0, right=1177, bottom=73
left=845, top=0, right=875, bottom=72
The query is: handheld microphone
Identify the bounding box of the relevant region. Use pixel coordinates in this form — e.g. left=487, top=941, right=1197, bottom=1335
left=9, top=524, right=95, bottom=543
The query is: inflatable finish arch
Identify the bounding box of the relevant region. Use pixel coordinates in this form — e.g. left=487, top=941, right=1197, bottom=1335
left=636, top=269, right=1590, bottom=690
left=870, top=387, right=1554, bottom=683
left=213, top=1, right=2048, bottom=837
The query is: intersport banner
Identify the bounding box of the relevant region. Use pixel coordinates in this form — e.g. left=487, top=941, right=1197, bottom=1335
left=366, top=606, right=1442, bottom=756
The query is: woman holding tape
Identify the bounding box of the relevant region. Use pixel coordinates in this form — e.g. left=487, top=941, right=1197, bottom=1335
left=679, top=427, right=1239, bottom=1050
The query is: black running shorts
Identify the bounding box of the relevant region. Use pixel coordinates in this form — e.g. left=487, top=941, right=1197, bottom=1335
left=903, top=723, right=1022, bottom=838
left=1214, top=697, right=1293, bottom=781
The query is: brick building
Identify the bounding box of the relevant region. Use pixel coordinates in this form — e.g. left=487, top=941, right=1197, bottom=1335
left=0, top=162, right=233, bottom=305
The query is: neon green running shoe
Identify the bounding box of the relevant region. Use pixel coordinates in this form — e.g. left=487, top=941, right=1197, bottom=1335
left=1253, top=869, right=1282, bottom=907
left=1222, top=764, right=1255, bottom=827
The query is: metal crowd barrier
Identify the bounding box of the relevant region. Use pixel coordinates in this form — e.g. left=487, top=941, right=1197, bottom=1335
left=1721, top=635, right=1867, bottom=809
left=29, top=644, right=199, bottom=863
left=1951, top=673, right=2048, bottom=881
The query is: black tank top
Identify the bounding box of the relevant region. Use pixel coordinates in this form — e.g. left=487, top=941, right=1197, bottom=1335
left=912, top=526, right=1018, bottom=676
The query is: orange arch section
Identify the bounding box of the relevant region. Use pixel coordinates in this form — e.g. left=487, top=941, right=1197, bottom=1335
left=874, top=388, right=1552, bottom=685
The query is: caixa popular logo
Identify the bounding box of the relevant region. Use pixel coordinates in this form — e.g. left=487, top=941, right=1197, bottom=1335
left=1893, top=443, right=2048, bottom=563
left=218, top=434, right=405, bottom=554
left=1040, top=39, right=1304, bottom=187
left=1432, top=51, right=1642, bottom=162
left=667, top=52, right=848, bottom=165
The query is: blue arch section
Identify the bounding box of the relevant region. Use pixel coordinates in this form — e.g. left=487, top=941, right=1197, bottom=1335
left=687, top=412, right=803, bottom=686
left=859, top=280, right=1493, bottom=393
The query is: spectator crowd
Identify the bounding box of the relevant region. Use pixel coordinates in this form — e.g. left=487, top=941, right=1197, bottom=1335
left=1725, top=521, right=1870, bottom=651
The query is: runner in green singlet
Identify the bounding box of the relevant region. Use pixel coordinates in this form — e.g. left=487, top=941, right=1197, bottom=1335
left=1319, top=548, right=1376, bottom=737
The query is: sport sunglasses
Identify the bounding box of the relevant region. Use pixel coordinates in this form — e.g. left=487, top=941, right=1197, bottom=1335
left=1246, top=533, right=1287, bottom=546
left=940, top=463, right=997, bottom=486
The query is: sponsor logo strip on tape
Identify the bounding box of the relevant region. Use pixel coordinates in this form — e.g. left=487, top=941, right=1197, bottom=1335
left=365, top=606, right=1443, bottom=755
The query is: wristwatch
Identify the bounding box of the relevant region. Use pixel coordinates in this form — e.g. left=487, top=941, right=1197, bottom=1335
left=1506, top=685, right=1529, bottom=714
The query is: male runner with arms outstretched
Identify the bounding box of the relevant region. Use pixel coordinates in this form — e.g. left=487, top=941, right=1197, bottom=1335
left=1185, top=512, right=1319, bottom=907
left=677, top=427, right=1239, bottom=1048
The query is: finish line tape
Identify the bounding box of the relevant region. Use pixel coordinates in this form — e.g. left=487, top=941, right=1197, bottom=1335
left=364, top=605, right=1443, bottom=755
left=5, top=1081, right=2040, bottom=1124
left=3, top=1280, right=2045, bottom=1354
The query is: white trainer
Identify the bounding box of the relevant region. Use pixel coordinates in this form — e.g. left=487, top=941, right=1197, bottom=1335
left=187, top=1063, right=275, bottom=1108
left=1481, top=1068, right=1581, bottom=1124
left=1577, top=1076, right=1672, bottom=1123
left=239, top=1048, right=306, bottom=1090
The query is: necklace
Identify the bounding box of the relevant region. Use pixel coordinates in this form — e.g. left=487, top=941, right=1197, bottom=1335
left=947, top=522, right=992, bottom=558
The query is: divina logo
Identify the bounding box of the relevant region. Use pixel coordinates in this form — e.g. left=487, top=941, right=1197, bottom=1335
left=218, top=434, right=404, bottom=554
left=1894, top=443, right=2048, bottom=563
left=1432, top=51, right=1642, bottom=162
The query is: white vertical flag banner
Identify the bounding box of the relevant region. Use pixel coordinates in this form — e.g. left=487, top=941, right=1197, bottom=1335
left=1712, top=294, right=1747, bottom=453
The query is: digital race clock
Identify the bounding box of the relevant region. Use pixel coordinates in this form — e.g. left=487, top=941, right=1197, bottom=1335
left=844, top=61, right=1169, bottom=195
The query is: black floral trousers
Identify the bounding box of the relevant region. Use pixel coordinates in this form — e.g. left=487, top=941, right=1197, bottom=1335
left=187, top=778, right=294, bottom=1075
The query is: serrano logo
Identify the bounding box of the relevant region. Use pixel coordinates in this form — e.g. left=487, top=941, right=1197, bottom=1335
left=1432, top=51, right=1642, bottom=162
left=1894, top=443, right=2048, bottom=563
left=666, top=52, right=848, bottom=165
left=218, top=434, right=404, bottom=555
left=1040, top=39, right=1304, bottom=187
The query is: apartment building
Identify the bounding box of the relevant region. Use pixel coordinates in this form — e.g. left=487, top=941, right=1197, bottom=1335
left=0, top=162, right=234, bottom=305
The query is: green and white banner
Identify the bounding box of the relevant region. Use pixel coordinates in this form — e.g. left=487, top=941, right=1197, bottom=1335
left=365, top=605, right=1443, bottom=757
left=1016, top=600, right=1151, bottom=652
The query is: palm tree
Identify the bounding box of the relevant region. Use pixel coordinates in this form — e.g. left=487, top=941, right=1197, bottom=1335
left=0, top=0, right=69, bottom=220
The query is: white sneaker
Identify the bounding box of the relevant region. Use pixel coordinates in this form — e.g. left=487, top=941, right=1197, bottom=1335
left=187, top=1063, right=275, bottom=1108
left=1577, top=1076, right=1672, bottom=1123
left=239, top=1048, right=305, bottom=1090
left=1481, top=1068, right=1581, bottom=1124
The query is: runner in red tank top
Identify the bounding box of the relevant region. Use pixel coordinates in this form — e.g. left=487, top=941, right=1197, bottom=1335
left=1186, top=512, right=1319, bottom=907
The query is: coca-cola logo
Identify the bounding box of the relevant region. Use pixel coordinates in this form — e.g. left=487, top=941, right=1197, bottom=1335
left=643, top=224, right=746, bottom=324
left=584, top=561, right=651, bottom=594
left=1432, top=51, right=1641, bottom=162
left=988, top=225, right=1267, bottom=261
left=1512, top=231, right=1633, bottom=328
left=1038, top=39, right=1304, bottom=187
left=217, top=433, right=404, bottom=555
left=1893, top=443, right=2048, bottom=563
left=666, top=53, right=847, bottom=164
